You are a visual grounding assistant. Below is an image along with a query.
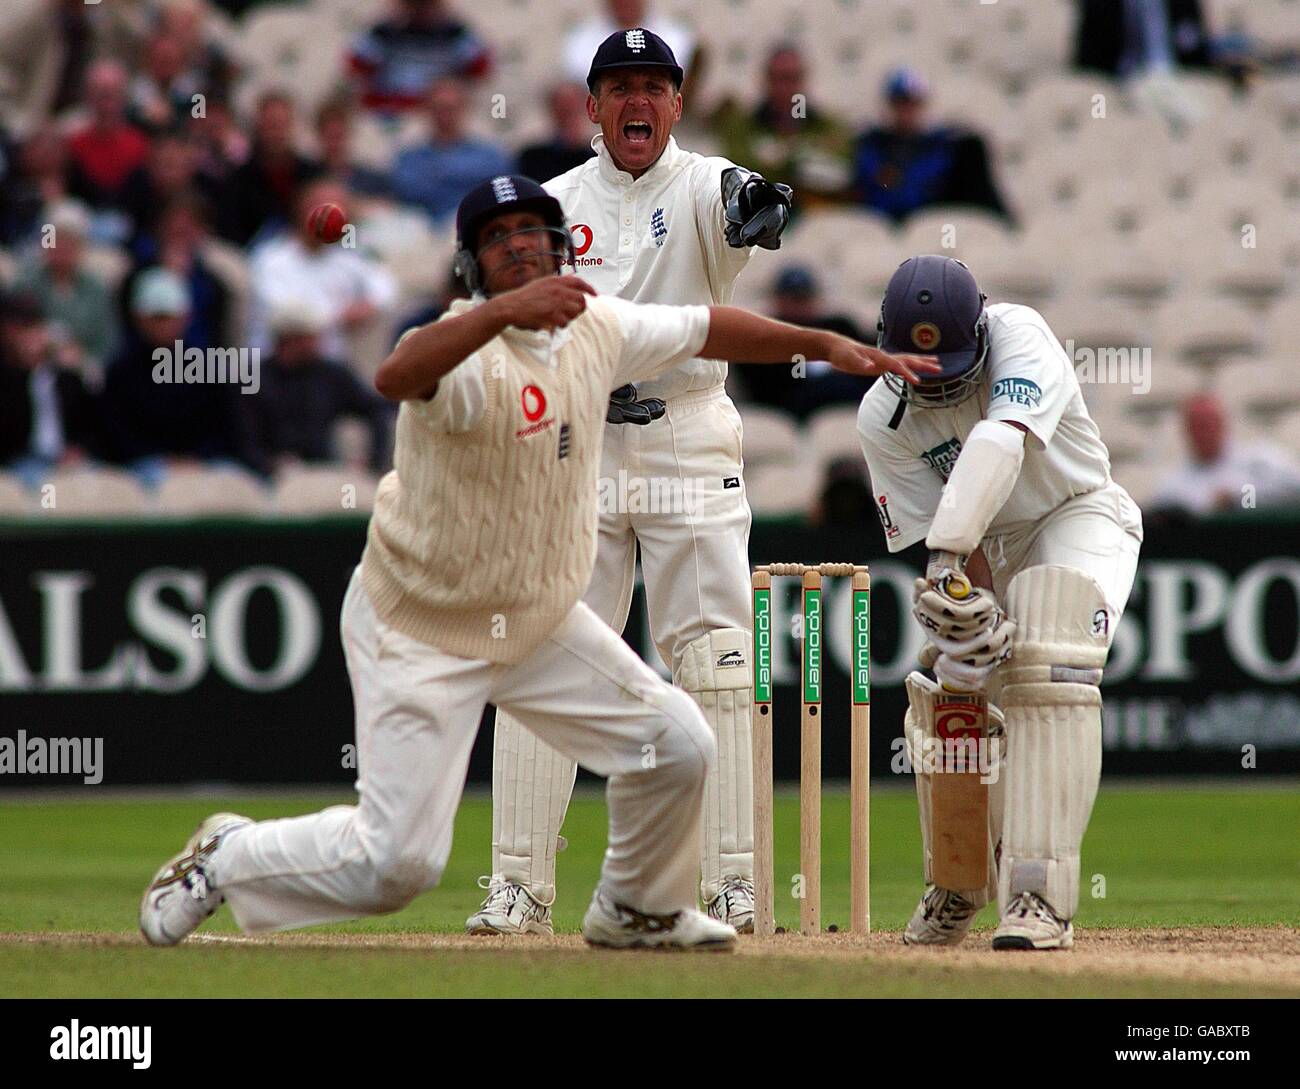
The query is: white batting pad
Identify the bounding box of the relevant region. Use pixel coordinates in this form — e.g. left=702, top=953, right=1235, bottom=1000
left=492, top=709, right=577, bottom=904
left=676, top=628, right=754, bottom=903
left=998, top=565, right=1111, bottom=919
left=904, top=671, right=1003, bottom=904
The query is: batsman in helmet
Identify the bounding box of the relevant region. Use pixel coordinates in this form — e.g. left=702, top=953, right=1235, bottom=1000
left=858, top=255, right=1144, bottom=949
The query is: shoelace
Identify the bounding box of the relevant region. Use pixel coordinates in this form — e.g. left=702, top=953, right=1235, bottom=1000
left=924, top=887, right=976, bottom=928
left=1007, top=891, right=1056, bottom=924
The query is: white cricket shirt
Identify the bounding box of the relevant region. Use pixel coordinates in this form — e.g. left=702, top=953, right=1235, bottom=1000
left=543, top=134, right=754, bottom=400
left=401, top=295, right=711, bottom=433
left=857, top=302, right=1113, bottom=551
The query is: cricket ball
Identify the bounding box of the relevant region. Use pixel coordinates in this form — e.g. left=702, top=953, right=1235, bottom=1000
left=308, top=202, right=348, bottom=244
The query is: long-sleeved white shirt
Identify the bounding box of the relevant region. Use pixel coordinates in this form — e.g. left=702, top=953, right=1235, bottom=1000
left=543, top=134, right=754, bottom=400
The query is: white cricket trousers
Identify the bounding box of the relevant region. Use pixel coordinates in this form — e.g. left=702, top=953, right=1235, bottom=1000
left=215, top=569, right=716, bottom=933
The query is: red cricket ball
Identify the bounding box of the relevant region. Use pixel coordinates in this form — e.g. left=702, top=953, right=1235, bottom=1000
left=308, top=202, right=348, bottom=244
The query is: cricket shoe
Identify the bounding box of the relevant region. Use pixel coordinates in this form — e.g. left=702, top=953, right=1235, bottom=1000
left=582, top=888, right=736, bottom=951
left=140, top=812, right=250, bottom=946
left=903, top=885, right=980, bottom=946
left=706, top=875, right=755, bottom=934
left=992, top=891, right=1073, bottom=950
left=465, top=878, right=553, bottom=936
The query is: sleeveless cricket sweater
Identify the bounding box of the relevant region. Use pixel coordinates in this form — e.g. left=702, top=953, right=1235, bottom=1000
left=361, top=300, right=623, bottom=664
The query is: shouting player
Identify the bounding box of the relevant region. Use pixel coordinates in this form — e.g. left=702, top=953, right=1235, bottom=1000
left=469, top=29, right=796, bottom=935
left=857, top=255, right=1143, bottom=950
left=139, top=176, right=935, bottom=950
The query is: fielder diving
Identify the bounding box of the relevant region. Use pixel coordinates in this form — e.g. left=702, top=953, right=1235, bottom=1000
left=470, top=28, right=796, bottom=935
left=857, top=255, right=1143, bottom=950
left=138, top=175, right=936, bottom=950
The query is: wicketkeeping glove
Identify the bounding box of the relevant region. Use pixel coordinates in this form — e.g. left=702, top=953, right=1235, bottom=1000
left=606, top=384, right=667, bottom=426
left=721, top=167, right=793, bottom=250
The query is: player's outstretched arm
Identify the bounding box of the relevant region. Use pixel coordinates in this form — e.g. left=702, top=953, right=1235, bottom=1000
left=375, top=276, right=596, bottom=401
left=700, top=305, right=939, bottom=384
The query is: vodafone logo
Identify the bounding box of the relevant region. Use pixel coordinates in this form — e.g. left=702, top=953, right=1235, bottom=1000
left=521, top=385, right=547, bottom=422
left=571, top=224, right=594, bottom=256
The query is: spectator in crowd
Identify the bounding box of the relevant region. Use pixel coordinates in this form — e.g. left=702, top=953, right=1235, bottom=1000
left=0, top=288, right=99, bottom=488
left=248, top=179, right=398, bottom=360
left=391, top=78, right=512, bottom=225
left=0, top=125, right=71, bottom=247
left=119, top=127, right=221, bottom=244
left=12, top=201, right=119, bottom=383
left=67, top=61, right=151, bottom=221
left=734, top=265, right=870, bottom=422
left=124, top=194, right=231, bottom=352
left=1149, top=393, right=1300, bottom=516
left=216, top=90, right=323, bottom=247
left=0, top=0, right=79, bottom=138
left=1073, top=0, right=1282, bottom=95
left=517, top=82, right=597, bottom=183
left=241, top=299, right=394, bottom=478
left=811, top=456, right=875, bottom=529
left=187, top=93, right=249, bottom=186
left=98, top=267, right=248, bottom=483
left=565, top=1, right=697, bottom=91
left=315, top=96, right=392, bottom=199
left=712, top=44, right=853, bottom=209
left=157, top=0, right=237, bottom=103
left=127, top=25, right=206, bottom=135
left=348, top=0, right=491, bottom=115
left=852, top=67, right=1014, bottom=225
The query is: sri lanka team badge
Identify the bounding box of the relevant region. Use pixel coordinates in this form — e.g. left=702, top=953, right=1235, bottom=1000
left=911, top=322, right=941, bottom=350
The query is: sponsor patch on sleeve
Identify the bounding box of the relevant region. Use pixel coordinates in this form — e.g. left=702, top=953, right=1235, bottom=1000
left=990, top=376, right=1042, bottom=408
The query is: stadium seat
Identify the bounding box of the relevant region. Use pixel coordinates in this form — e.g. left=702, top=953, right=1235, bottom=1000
left=1212, top=359, right=1300, bottom=421
left=155, top=467, right=268, bottom=515
left=735, top=405, right=801, bottom=470
left=1272, top=408, right=1300, bottom=463
left=0, top=473, right=31, bottom=514
left=744, top=462, right=816, bottom=519
left=1153, top=297, right=1266, bottom=368
left=274, top=465, right=378, bottom=515
left=805, top=404, right=862, bottom=475
left=38, top=467, right=152, bottom=517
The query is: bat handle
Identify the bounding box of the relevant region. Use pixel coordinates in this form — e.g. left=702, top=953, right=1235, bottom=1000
left=943, top=571, right=972, bottom=600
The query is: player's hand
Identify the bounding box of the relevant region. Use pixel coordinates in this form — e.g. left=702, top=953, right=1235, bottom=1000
left=824, top=335, right=939, bottom=384
left=490, top=275, right=595, bottom=331
left=912, top=576, right=1003, bottom=641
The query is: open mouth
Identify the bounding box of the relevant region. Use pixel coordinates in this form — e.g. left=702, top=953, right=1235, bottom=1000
left=622, top=120, right=653, bottom=144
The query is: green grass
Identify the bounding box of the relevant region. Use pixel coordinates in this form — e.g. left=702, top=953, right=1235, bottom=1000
left=1, top=787, right=1297, bottom=996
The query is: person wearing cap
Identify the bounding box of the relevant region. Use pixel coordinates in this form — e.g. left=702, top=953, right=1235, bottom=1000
left=468, top=27, right=798, bottom=937
left=241, top=299, right=394, bottom=478
left=735, top=264, right=871, bottom=422
left=0, top=288, right=99, bottom=487
left=137, top=175, right=935, bottom=951
left=852, top=67, right=1013, bottom=225
left=857, top=255, right=1143, bottom=951
left=99, top=266, right=249, bottom=482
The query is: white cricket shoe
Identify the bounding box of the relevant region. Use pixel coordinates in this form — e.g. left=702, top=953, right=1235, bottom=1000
left=706, top=875, right=755, bottom=934
left=140, top=812, right=250, bottom=946
left=903, top=885, right=980, bottom=946
left=582, top=888, right=736, bottom=951
left=465, top=878, right=553, bottom=936
left=992, top=891, right=1073, bottom=950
